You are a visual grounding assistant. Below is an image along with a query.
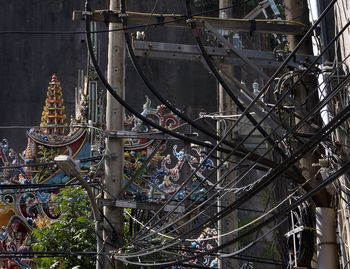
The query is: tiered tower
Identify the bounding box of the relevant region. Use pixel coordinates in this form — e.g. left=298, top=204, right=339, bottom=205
left=40, top=74, right=67, bottom=135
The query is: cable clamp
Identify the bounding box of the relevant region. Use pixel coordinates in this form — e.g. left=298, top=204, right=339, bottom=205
left=186, top=18, right=196, bottom=25
left=117, top=11, right=128, bottom=18
left=82, top=10, right=93, bottom=16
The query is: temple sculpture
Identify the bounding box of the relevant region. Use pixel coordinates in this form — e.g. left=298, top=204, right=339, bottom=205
left=0, top=74, right=88, bottom=269
left=0, top=74, right=216, bottom=269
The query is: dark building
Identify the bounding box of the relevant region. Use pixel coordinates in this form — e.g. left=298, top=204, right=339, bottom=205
left=0, top=0, right=217, bottom=152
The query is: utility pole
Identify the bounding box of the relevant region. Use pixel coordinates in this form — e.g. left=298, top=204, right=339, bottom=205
left=217, top=1, right=238, bottom=268
left=103, top=0, right=125, bottom=268
left=284, top=1, right=336, bottom=268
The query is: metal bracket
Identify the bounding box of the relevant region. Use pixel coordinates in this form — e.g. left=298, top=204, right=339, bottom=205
left=107, top=130, right=179, bottom=140
left=284, top=225, right=315, bottom=237
left=73, top=10, right=307, bottom=34
left=73, top=10, right=122, bottom=23
left=101, top=199, right=185, bottom=213
left=132, top=40, right=318, bottom=69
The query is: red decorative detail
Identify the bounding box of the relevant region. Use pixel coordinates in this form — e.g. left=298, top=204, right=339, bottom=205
left=51, top=73, right=58, bottom=82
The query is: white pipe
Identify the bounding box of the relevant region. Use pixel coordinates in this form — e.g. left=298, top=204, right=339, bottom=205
left=316, top=207, right=338, bottom=269
left=308, top=0, right=331, bottom=129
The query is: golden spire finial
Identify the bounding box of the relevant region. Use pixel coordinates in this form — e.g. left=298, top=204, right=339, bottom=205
left=40, top=74, right=67, bottom=135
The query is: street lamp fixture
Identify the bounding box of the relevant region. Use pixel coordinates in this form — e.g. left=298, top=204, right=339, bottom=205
left=54, top=155, right=81, bottom=177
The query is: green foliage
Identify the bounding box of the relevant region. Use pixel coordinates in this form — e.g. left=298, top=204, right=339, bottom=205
left=123, top=208, right=132, bottom=243
left=32, top=186, right=96, bottom=269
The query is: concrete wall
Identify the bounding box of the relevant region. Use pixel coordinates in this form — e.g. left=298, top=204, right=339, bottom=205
left=335, top=0, right=350, bottom=72
left=0, top=0, right=98, bottom=151
left=0, top=0, right=218, bottom=152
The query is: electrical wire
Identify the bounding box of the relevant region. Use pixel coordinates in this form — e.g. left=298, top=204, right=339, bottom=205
left=0, top=251, right=97, bottom=257
left=125, top=14, right=350, bottom=247
left=130, top=173, right=293, bottom=246
left=87, top=0, right=304, bottom=251
left=123, top=1, right=267, bottom=157
left=192, top=178, right=311, bottom=242
left=182, top=0, right=338, bottom=171
left=116, top=71, right=350, bottom=260
left=117, top=157, right=350, bottom=266
left=0, top=182, right=81, bottom=190
left=86, top=0, right=278, bottom=249
left=84, top=3, right=285, bottom=177
left=114, top=113, right=300, bottom=260
left=118, top=169, right=309, bottom=257
left=128, top=68, right=350, bottom=256
left=80, top=0, right=348, bottom=264
left=124, top=60, right=348, bottom=249
left=220, top=218, right=287, bottom=258
left=126, top=115, right=243, bottom=243
left=184, top=0, right=292, bottom=163
left=0, top=2, right=252, bottom=36
left=105, top=4, right=348, bottom=269
left=0, top=154, right=103, bottom=171
left=129, top=2, right=342, bottom=232
left=116, top=5, right=344, bottom=244
left=144, top=0, right=160, bottom=33
left=0, top=2, right=288, bottom=266
left=196, top=73, right=350, bottom=236
left=184, top=0, right=345, bottom=189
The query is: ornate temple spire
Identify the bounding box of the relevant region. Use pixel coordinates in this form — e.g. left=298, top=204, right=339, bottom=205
left=40, top=74, right=67, bottom=135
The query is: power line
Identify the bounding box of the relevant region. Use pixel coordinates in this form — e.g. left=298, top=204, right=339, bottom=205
left=124, top=16, right=350, bottom=248
left=109, top=0, right=322, bottom=243
left=0, top=155, right=103, bottom=171
left=85, top=8, right=285, bottom=176
left=0, top=183, right=102, bottom=194
left=0, top=251, right=97, bottom=258
left=124, top=66, right=349, bottom=251
left=122, top=68, right=349, bottom=261
left=0, top=2, right=252, bottom=36
left=4, top=0, right=344, bottom=266
left=117, top=157, right=350, bottom=266
left=115, top=46, right=349, bottom=260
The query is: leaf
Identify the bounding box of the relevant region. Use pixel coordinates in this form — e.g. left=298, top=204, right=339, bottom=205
left=31, top=186, right=96, bottom=268
left=76, top=216, right=88, bottom=223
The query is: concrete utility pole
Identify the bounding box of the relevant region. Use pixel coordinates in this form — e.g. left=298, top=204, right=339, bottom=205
left=103, top=0, right=125, bottom=268
left=284, top=0, right=336, bottom=268
left=334, top=1, right=350, bottom=266
left=217, top=1, right=238, bottom=268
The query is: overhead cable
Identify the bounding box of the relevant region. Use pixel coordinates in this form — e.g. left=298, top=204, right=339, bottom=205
left=0, top=2, right=251, bottom=36
left=117, top=156, right=350, bottom=266
left=117, top=71, right=350, bottom=259
left=126, top=4, right=349, bottom=245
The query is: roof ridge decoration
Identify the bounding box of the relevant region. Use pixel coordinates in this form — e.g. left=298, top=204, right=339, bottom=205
left=40, top=73, right=67, bottom=136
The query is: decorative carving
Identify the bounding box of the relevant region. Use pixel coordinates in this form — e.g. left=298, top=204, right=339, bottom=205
left=0, top=84, right=217, bottom=268
left=40, top=74, right=67, bottom=136
left=0, top=74, right=89, bottom=268
left=124, top=96, right=180, bottom=150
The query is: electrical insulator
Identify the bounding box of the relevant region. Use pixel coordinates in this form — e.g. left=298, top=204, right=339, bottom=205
left=252, top=81, right=260, bottom=95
